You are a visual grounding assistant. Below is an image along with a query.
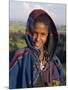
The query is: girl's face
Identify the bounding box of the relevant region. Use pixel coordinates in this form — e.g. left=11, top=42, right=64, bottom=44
left=33, top=22, right=48, bottom=49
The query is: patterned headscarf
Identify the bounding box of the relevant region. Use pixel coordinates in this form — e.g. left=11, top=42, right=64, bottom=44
left=25, top=9, right=58, bottom=60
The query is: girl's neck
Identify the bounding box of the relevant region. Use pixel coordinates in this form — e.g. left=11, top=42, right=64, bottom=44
left=39, top=47, right=44, bottom=60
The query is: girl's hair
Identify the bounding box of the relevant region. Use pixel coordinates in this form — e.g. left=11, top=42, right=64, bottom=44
left=34, top=13, right=51, bottom=28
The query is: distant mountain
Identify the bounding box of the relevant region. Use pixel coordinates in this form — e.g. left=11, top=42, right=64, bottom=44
left=9, top=21, right=66, bottom=33
left=9, top=21, right=26, bottom=26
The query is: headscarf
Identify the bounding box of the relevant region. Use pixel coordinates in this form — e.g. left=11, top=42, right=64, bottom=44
left=25, top=9, right=58, bottom=60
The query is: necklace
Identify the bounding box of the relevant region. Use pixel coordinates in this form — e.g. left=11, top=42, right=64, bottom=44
left=38, top=48, right=48, bottom=71
left=39, top=56, right=46, bottom=70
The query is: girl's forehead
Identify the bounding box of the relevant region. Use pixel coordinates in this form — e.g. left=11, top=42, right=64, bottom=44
left=34, top=22, right=48, bottom=31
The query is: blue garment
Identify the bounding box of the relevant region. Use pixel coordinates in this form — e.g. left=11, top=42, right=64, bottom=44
left=9, top=48, right=40, bottom=88
left=9, top=47, right=64, bottom=89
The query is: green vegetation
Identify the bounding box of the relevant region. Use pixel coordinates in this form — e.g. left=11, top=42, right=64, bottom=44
left=57, top=25, right=66, bottom=33
left=9, top=21, right=26, bottom=33
left=9, top=21, right=66, bottom=52
left=9, top=21, right=27, bottom=52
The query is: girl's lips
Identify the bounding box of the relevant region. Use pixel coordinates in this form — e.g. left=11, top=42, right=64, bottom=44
left=34, top=44, right=41, bottom=49
left=34, top=44, right=40, bottom=47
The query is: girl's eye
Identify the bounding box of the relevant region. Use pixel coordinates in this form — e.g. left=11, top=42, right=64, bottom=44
left=41, top=33, right=46, bottom=35
left=33, top=32, right=37, bottom=35
left=41, top=33, right=48, bottom=36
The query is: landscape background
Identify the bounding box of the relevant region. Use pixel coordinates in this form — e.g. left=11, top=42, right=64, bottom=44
left=9, top=1, right=66, bottom=85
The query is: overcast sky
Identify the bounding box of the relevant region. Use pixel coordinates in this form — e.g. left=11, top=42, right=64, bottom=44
left=9, top=0, right=66, bottom=26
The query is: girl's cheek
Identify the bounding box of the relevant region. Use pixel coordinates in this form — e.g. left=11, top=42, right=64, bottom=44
left=33, top=34, right=37, bottom=41
left=42, top=36, right=48, bottom=43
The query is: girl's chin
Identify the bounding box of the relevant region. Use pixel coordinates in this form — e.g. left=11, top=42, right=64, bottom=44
left=34, top=46, right=41, bottom=49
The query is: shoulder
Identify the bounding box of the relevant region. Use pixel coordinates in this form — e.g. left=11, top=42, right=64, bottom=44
left=14, top=48, right=28, bottom=58
left=9, top=47, right=29, bottom=69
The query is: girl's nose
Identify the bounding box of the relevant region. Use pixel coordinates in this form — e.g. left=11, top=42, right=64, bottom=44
left=36, top=34, right=41, bottom=41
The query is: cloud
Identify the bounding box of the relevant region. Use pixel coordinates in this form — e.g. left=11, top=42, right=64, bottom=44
left=9, top=1, right=66, bottom=25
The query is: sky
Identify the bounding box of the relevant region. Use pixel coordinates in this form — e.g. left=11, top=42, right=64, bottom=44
left=9, top=0, right=66, bottom=26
